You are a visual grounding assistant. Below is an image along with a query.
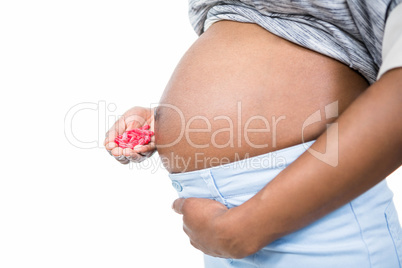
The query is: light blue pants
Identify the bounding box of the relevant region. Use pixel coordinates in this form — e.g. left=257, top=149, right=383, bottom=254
left=168, top=141, right=402, bottom=267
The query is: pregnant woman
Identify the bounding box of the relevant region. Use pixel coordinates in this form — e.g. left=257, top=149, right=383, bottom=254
left=105, top=1, right=402, bottom=267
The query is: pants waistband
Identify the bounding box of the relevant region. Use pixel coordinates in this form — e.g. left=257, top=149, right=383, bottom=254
left=168, top=140, right=315, bottom=200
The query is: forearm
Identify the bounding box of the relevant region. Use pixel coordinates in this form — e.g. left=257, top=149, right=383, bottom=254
left=225, top=68, right=402, bottom=257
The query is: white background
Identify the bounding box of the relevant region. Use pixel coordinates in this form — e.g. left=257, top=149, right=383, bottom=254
left=0, top=1, right=401, bottom=268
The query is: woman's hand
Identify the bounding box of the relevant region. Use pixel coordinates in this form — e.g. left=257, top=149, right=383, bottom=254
left=172, top=68, right=402, bottom=259
left=172, top=198, right=256, bottom=259
left=104, top=106, right=156, bottom=164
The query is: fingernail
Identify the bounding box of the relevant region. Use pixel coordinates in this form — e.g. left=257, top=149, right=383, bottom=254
left=105, top=142, right=116, bottom=150
left=114, top=155, right=126, bottom=161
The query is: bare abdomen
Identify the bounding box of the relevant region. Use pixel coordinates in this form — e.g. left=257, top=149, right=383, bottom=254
left=155, top=21, right=368, bottom=173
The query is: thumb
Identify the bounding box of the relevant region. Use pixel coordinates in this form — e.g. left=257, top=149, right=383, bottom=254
left=172, top=198, right=186, bottom=214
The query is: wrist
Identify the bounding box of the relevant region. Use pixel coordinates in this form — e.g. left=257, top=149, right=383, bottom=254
left=216, top=205, right=262, bottom=259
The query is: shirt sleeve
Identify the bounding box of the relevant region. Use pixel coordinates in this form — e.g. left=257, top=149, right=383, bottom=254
left=377, top=3, right=402, bottom=80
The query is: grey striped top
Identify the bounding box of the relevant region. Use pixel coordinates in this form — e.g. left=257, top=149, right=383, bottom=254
left=188, top=0, right=402, bottom=84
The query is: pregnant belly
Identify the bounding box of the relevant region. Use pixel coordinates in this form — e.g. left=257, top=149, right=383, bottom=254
left=155, top=21, right=368, bottom=173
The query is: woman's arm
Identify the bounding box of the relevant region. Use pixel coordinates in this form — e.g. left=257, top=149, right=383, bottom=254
left=173, top=67, right=402, bottom=258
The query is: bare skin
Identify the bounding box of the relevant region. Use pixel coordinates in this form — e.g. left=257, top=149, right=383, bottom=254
left=156, top=21, right=368, bottom=173
left=172, top=67, right=402, bottom=258
left=105, top=21, right=402, bottom=258
left=105, top=21, right=368, bottom=165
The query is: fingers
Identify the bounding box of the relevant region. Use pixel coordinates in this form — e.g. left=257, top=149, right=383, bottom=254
left=172, top=198, right=184, bottom=214
left=104, top=116, right=127, bottom=155
left=104, top=107, right=156, bottom=164
left=106, top=144, right=155, bottom=164
left=125, top=114, right=148, bottom=130
left=190, top=239, right=202, bottom=252
left=115, top=156, right=130, bottom=165
left=133, top=143, right=156, bottom=157
left=110, top=147, right=130, bottom=164
left=172, top=198, right=210, bottom=215
left=106, top=141, right=125, bottom=164
left=104, top=116, right=126, bottom=145
left=130, top=131, right=156, bottom=159
left=123, top=145, right=154, bottom=162
left=172, top=198, right=188, bottom=215
left=108, top=148, right=146, bottom=164
left=126, top=152, right=147, bottom=163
